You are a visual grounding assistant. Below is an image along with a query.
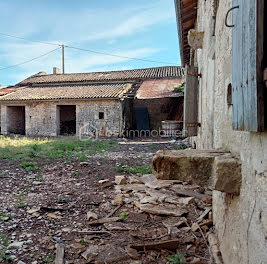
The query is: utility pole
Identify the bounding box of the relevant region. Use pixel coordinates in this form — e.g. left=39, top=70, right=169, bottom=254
left=62, top=44, right=65, bottom=74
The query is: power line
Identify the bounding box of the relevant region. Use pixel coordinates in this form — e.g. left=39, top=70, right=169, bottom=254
left=0, top=32, right=61, bottom=47
left=66, top=45, right=180, bottom=66
left=0, top=31, right=180, bottom=66
left=0, top=47, right=61, bottom=71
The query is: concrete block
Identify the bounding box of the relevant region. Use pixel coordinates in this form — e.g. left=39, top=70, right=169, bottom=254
left=152, top=149, right=241, bottom=195
left=211, top=156, right=241, bottom=195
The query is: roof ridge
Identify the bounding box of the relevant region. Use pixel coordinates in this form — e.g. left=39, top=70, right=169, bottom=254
left=29, top=65, right=182, bottom=78
left=18, top=66, right=184, bottom=86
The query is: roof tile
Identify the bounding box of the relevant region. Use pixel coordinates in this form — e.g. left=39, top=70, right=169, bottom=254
left=0, top=83, right=131, bottom=101
left=18, top=66, right=184, bottom=85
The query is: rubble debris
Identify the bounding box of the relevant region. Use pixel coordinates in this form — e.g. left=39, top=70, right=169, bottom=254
left=40, top=206, right=71, bottom=213
left=208, top=233, right=224, bottom=264
left=171, top=186, right=211, bottom=200
left=88, top=216, right=121, bottom=225
left=165, top=196, right=195, bottom=205
left=0, top=139, right=213, bottom=263
left=98, top=179, right=112, bottom=188
left=134, top=202, right=188, bottom=217
left=80, top=161, right=89, bottom=167
left=8, top=241, right=24, bottom=249
left=190, top=257, right=201, bottom=263
left=191, top=223, right=199, bottom=232
left=129, top=176, right=143, bottom=184
left=197, top=207, right=212, bottom=223
left=111, top=195, right=123, bottom=206
left=87, top=211, right=98, bottom=220
left=27, top=208, right=40, bottom=214
left=104, top=222, right=129, bottom=231
left=131, top=239, right=180, bottom=251
left=77, top=230, right=113, bottom=236
left=106, top=203, right=124, bottom=217
left=82, top=244, right=128, bottom=263
left=162, top=217, right=187, bottom=234
left=141, top=174, right=172, bottom=189
left=125, top=247, right=141, bottom=259
left=115, top=175, right=127, bottom=185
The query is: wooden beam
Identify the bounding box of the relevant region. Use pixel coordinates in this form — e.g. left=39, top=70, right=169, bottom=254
left=182, top=0, right=197, bottom=10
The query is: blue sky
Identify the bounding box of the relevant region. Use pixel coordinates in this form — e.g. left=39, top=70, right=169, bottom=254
left=0, top=0, right=180, bottom=86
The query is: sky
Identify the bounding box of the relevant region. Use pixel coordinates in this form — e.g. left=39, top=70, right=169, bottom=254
left=0, top=0, right=180, bottom=86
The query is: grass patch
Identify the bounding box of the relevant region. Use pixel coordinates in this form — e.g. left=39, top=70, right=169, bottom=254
left=20, top=161, right=39, bottom=173
left=0, top=136, right=118, bottom=162
left=15, top=192, right=27, bottom=209
left=115, top=165, right=152, bottom=175
left=148, top=143, right=158, bottom=150
left=80, top=239, right=87, bottom=246
left=0, top=234, right=11, bottom=261
left=0, top=170, right=8, bottom=178
left=119, top=212, right=128, bottom=221
left=71, top=171, right=81, bottom=177
left=0, top=212, right=12, bottom=222
left=43, top=255, right=55, bottom=263
left=167, top=253, right=187, bottom=264
left=173, top=144, right=188, bottom=150
left=35, top=176, right=44, bottom=182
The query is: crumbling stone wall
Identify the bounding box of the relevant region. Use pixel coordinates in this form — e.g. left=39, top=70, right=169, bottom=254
left=0, top=100, right=123, bottom=137
left=195, top=1, right=267, bottom=263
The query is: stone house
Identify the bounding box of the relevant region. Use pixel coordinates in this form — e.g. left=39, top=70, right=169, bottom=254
left=172, top=0, right=267, bottom=263
left=0, top=66, right=184, bottom=137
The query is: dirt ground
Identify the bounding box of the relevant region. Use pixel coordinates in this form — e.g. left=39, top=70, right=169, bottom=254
left=0, top=138, right=213, bottom=264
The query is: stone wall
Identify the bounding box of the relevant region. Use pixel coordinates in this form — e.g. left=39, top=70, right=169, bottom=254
left=0, top=100, right=123, bottom=137
left=195, top=1, right=267, bottom=263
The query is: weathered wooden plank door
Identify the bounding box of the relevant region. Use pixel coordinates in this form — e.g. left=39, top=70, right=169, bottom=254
left=232, top=0, right=264, bottom=131
left=183, top=65, right=199, bottom=136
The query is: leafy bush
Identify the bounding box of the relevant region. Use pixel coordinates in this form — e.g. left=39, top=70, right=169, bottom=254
left=173, top=82, right=185, bottom=93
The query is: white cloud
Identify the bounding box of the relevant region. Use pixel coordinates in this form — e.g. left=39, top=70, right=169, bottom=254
left=0, top=42, right=159, bottom=84
left=0, top=0, right=174, bottom=44
left=65, top=47, right=159, bottom=73
left=0, top=0, right=176, bottom=84
left=84, top=4, right=174, bottom=41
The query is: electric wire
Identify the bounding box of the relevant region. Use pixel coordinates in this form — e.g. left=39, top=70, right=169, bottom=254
left=0, top=47, right=61, bottom=71
left=0, top=32, right=62, bottom=47
left=65, top=45, right=180, bottom=66
left=0, top=32, right=180, bottom=67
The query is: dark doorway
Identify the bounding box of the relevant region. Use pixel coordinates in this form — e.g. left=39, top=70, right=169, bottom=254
left=135, top=107, right=150, bottom=132
left=7, top=106, right=25, bottom=135
left=58, top=105, right=76, bottom=135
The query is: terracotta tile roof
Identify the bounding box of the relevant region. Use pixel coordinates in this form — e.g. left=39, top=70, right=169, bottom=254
left=18, top=66, right=184, bottom=85
left=0, top=87, right=18, bottom=96
left=136, top=79, right=184, bottom=99
left=0, top=83, right=131, bottom=101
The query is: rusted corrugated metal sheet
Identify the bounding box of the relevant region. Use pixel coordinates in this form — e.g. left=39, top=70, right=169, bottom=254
left=0, top=87, right=18, bottom=96
left=136, top=79, right=184, bottom=99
